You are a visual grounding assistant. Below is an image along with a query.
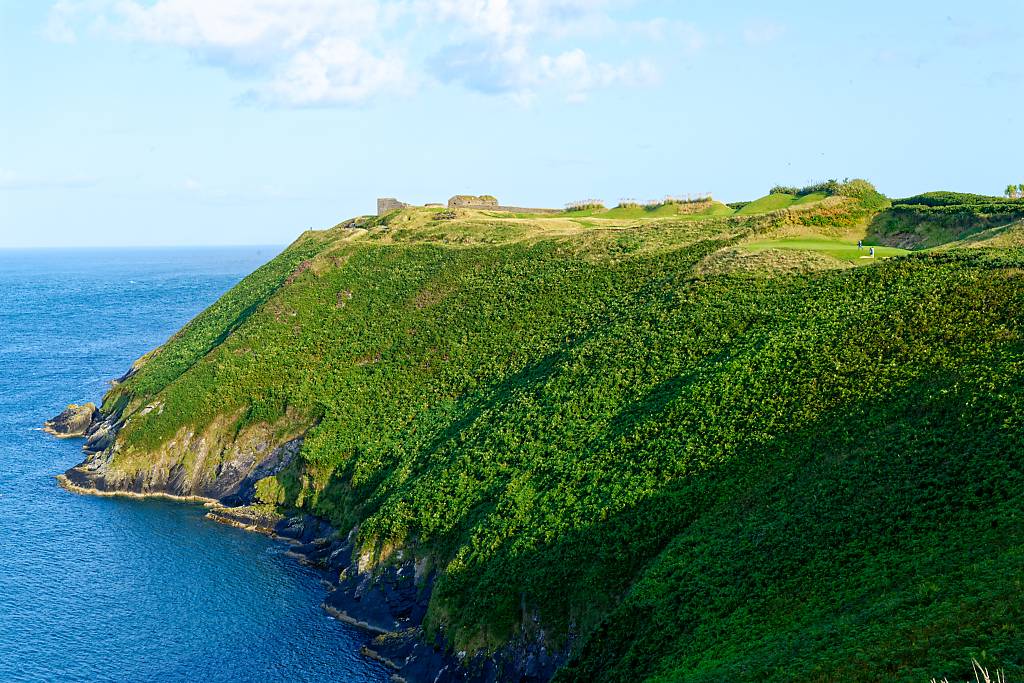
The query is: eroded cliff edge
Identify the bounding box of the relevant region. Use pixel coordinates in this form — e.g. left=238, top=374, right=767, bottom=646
left=48, top=192, right=1024, bottom=682
left=54, top=403, right=567, bottom=683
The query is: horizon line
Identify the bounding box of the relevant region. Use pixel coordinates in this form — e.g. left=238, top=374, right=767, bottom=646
left=0, top=242, right=289, bottom=251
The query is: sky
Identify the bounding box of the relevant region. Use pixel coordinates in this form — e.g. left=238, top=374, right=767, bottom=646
left=1, top=0, right=1022, bottom=248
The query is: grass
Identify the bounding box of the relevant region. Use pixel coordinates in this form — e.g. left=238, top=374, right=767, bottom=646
left=793, top=191, right=828, bottom=205
left=735, top=192, right=828, bottom=215
left=736, top=193, right=800, bottom=214
left=94, top=186, right=1024, bottom=682
left=518, top=201, right=736, bottom=221
left=931, top=658, right=1008, bottom=683
left=742, top=237, right=911, bottom=262
left=490, top=194, right=835, bottom=222
left=869, top=196, right=1024, bottom=249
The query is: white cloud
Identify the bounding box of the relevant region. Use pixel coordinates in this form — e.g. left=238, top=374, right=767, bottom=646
left=424, top=0, right=618, bottom=41
left=539, top=48, right=659, bottom=102
left=106, top=0, right=383, bottom=54
left=257, top=37, right=407, bottom=106
left=47, top=0, right=679, bottom=105
left=429, top=42, right=658, bottom=103
left=423, top=0, right=666, bottom=100
left=50, top=0, right=402, bottom=105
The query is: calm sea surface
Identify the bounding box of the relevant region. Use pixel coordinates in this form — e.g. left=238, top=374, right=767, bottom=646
left=0, top=247, right=388, bottom=683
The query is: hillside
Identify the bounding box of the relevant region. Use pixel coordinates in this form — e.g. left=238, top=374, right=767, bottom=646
left=869, top=191, right=1024, bottom=249
left=60, top=182, right=1024, bottom=682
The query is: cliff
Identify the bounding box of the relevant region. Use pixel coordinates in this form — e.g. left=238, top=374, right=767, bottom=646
left=55, top=185, right=1024, bottom=681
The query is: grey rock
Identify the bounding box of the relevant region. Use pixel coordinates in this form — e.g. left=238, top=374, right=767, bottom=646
left=43, top=403, right=97, bottom=438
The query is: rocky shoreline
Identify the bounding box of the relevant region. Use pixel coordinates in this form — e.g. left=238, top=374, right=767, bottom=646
left=43, top=403, right=97, bottom=438
left=48, top=402, right=568, bottom=683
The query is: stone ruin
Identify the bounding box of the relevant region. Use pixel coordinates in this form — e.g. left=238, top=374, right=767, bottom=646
left=377, top=198, right=409, bottom=215
left=376, top=195, right=560, bottom=216
left=447, top=195, right=498, bottom=209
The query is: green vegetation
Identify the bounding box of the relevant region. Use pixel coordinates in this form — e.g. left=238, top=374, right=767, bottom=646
left=792, top=191, right=828, bottom=205
left=742, top=237, right=909, bottom=261
left=601, top=201, right=733, bottom=220
left=735, top=178, right=888, bottom=217
left=770, top=180, right=843, bottom=196
left=770, top=179, right=888, bottom=209
left=870, top=192, right=1024, bottom=249
left=736, top=192, right=803, bottom=214
left=97, top=182, right=1023, bottom=682
left=565, top=199, right=607, bottom=212
left=893, top=192, right=1022, bottom=207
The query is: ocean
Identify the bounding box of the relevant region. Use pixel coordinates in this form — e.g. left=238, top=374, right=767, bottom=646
left=0, top=247, right=388, bottom=683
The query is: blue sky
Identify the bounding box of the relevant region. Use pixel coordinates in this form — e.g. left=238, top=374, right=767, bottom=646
left=1, top=0, right=1022, bottom=247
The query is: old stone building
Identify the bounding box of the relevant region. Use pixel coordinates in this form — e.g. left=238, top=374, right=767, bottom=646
left=377, top=198, right=409, bottom=215
left=447, top=195, right=499, bottom=209
left=376, top=194, right=560, bottom=216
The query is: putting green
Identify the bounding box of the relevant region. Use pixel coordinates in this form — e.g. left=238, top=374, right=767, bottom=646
left=742, top=237, right=910, bottom=262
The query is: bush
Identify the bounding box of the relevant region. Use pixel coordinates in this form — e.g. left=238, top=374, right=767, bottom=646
left=565, top=199, right=606, bottom=212
left=99, top=198, right=1024, bottom=682
left=894, top=191, right=1023, bottom=207
left=770, top=179, right=840, bottom=196
left=769, top=178, right=886, bottom=207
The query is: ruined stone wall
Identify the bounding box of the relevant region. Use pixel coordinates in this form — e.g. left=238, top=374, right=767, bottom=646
left=377, top=198, right=408, bottom=216
left=448, top=203, right=562, bottom=214
left=493, top=205, right=562, bottom=214
left=448, top=195, right=499, bottom=208
left=377, top=196, right=561, bottom=216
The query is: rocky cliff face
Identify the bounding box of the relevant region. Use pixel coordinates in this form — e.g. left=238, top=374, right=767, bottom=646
left=50, top=402, right=564, bottom=683
left=215, top=507, right=569, bottom=683
left=43, top=403, right=97, bottom=438
left=55, top=403, right=302, bottom=502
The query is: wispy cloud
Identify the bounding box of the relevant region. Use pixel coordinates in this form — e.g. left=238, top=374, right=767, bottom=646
left=47, top=0, right=684, bottom=106
left=429, top=42, right=658, bottom=103
left=0, top=169, right=97, bottom=190
left=423, top=0, right=666, bottom=102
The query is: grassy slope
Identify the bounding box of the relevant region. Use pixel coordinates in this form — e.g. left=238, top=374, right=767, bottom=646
left=100, top=193, right=1023, bottom=681
left=954, top=219, right=1024, bottom=249
left=869, top=192, right=1024, bottom=249
left=517, top=202, right=736, bottom=221
left=734, top=193, right=802, bottom=215
left=600, top=202, right=735, bottom=220
left=742, top=237, right=909, bottom=261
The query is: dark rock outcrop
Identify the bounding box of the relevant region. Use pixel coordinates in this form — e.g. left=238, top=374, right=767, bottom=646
left=271, top=514, right=569, bottom=683
left=218, top=438, right=302, bottom=506
left=61, top=397, right=303, bottom=502
left=43, top=403, right=98, bottom=438
left=51, top=388, right=566, bottom=682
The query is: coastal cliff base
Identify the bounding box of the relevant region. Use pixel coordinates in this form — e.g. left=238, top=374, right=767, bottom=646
left=50, top=404, right=563, bottom=683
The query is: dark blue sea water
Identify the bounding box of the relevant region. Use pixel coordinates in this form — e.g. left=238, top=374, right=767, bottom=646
left=0, top=248, right=388, bottom=683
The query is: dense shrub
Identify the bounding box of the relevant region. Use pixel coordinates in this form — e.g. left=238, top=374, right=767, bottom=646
left=771, top=179, right=842, bottom=196
left=565, top=199, right=606, bottom=211
left=769, top=179, right=888, bottom=210
left=893, top=191, right=1024, bottom=207
left=101, top=197, right=1024, bottom=681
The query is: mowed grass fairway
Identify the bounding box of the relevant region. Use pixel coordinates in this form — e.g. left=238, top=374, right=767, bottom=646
left=743, top=237, right=910, bottom=262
